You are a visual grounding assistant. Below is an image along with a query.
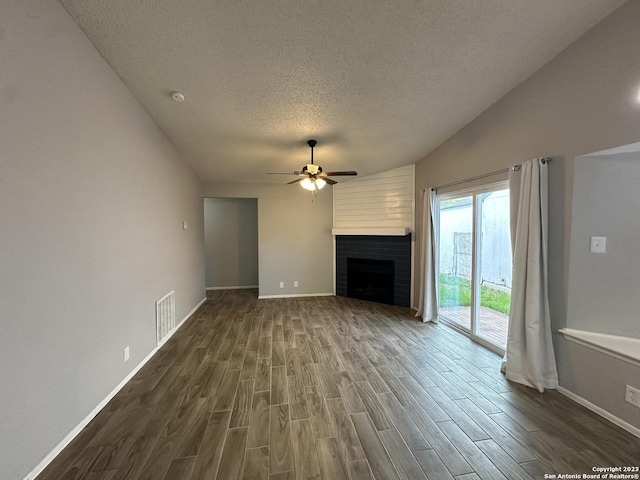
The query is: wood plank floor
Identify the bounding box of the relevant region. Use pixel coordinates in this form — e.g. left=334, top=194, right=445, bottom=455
left=37, top=289, right=640, bottom=480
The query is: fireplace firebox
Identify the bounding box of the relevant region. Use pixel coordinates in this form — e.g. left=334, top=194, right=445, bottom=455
left=347, top=258, right=394, bottom=305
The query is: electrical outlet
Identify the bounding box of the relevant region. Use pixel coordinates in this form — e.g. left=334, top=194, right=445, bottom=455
left=625, top=385, right=640, bottom=408
left=279, top=281, right=284, bottom=289
left=124, top=346, right=130, bottom=362
left=294, top=281, right=298, bottom=288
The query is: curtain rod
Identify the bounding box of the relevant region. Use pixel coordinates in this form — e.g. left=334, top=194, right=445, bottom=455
left=421, top=157, right=552, bottom=193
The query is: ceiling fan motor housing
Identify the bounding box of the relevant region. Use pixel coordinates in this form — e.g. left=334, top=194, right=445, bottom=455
left=304, top=164, right=321, bottom=175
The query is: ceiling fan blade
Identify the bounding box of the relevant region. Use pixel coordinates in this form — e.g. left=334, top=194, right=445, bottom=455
left=287, top=178, right=305, bottom=185
left=324, top=177, right=338, bottom=185
left=323, top=171, right=358, bottom=176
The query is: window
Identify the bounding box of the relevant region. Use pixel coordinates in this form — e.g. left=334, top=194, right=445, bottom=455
left=437, top=183, right=511, bottom=353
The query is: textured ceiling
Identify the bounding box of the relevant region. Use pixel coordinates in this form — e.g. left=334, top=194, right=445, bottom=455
left=59, top=0, right=625, bottom=183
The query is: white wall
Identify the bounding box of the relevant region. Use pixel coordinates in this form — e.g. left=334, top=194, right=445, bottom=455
left=204, top=198, right=258, bottom=288
left=202, top=183, right=333, bottom=297
left=414, top=0, right=640, bottom=429
left=0, top=1, right=205, bottom=478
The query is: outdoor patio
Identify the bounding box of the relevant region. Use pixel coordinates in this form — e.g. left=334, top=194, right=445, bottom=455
left=438, top=305, right=508, bottom=350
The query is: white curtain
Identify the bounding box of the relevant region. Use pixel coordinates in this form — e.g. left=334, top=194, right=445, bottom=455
left=502, top=158, right=558, bottom=392
left=415, top=188, right=438, bottom=323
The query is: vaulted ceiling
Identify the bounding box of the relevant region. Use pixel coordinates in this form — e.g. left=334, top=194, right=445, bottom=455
left=59, top=0, right=626, bottom=183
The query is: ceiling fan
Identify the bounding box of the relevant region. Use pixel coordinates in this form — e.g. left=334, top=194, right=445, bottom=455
left=269, top=140, right=357, bottom=191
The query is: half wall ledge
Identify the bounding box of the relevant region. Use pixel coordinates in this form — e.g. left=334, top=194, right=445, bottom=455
left=559, top=328, right=640, bottom=368
left=331, top=227, right=413, bottom=236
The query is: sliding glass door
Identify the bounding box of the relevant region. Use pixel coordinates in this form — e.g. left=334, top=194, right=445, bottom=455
left=437, top=196, right=473, bottom=331
left=437, top=184, right=511, bottom=352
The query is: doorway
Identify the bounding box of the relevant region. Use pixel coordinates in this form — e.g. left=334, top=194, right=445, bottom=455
left=437, top=183, right=511, bottom=353
left=203, top=198, right=259, bottom=291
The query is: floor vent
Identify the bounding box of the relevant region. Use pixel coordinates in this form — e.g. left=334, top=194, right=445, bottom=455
left=156, top=291, right=175, bottom=345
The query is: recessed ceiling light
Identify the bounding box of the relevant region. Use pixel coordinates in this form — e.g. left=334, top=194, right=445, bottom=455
left=171, top=91, right=185, bottom=102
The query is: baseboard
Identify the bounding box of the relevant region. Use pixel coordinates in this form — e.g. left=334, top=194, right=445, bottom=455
left=557, top=386, right=640, bottom=438
left=258, top=293, right=334, bottom=299
left=206, top=285, right=258, bottom=291
left=24, top=296, right=207, bottom=480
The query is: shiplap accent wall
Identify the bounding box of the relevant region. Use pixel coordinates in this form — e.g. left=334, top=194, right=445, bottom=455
left=333, top=164, right=415, bottom=230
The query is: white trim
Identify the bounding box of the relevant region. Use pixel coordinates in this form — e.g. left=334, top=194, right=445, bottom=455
left=206, top=285, right=258, bottom=291
left=557, top=386, right=640, bottom=439
left=24, top=296, right=207, bottom=480
left=559, top=328, right=640, bottom=368
left=331, top=227, right=412, bottom=236
left=258, top=293, right=334, bottom=299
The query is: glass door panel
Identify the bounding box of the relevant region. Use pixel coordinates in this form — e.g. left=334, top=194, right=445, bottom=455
left=438, top=196, right=473, bottom=331
left=476, top=189, right=511, bottom=350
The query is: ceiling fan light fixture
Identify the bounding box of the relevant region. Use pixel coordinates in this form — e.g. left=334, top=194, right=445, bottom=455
left=315, top=178, right=326, bottom=189
left=300, top=177, right=316, bottom=191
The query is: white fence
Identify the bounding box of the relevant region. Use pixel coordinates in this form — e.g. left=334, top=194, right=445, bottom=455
left=439, top=190, right=512, bottom=289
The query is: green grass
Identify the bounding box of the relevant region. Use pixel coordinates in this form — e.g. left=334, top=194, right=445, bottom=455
left=439, top=274, right=471, bottom=307
left=439, top=274, right=511, bottom=315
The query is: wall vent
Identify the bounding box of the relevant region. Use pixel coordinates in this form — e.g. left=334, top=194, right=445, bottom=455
left=156, top=291, right=175, bottom=345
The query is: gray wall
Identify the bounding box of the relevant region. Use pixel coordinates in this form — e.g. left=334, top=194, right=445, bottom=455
left=414, top=0, right=640, bottom=429
left=203, top=183, right=334, bottom=297
left=567, top=151, right=640, bottom=337
left=0, top=1, right=205, bottom=478
left=204, top=198, right=258, bottom=288
left=563, top=149, right=640, bottom=429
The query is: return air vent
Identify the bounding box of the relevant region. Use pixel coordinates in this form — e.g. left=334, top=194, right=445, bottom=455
left=156, top=291, right=175, bottom=345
